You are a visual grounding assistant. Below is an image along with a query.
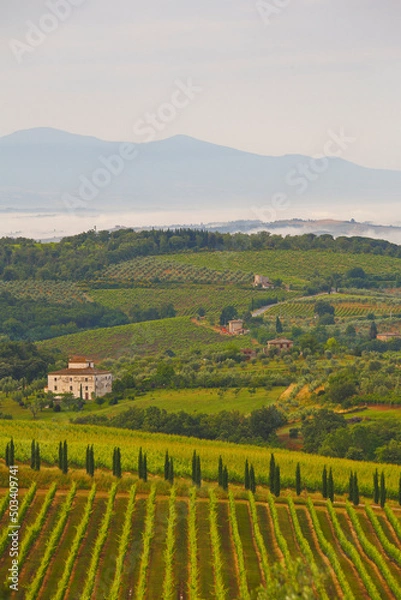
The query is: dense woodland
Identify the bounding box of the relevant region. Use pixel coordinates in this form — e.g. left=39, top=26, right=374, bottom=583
left=0, top=291, right=128, bottom=341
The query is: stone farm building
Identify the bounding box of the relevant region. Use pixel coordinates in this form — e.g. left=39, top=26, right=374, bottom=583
left=266, top=338, right=294, bottom=352
left=253, top=275, right=273, bottom=288
left=227, top=319, right=246, bottom=335
left=47, top=356, right=112, bottom=400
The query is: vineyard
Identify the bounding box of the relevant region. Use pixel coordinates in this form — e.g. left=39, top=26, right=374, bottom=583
left=2, top=482, right=401, bottom=598
left=1, top=420, right=401, bottom=496
left=163, top=249, right=401, bottom=286
left=99, top=256, right=253, bottom=285
left=264, top=293, right=401, bottom=320
left=40, top=317, right=245, bottom=360
left=0, top=281, right=87, bottom=305
left=89, top=285, right=292, bottom=319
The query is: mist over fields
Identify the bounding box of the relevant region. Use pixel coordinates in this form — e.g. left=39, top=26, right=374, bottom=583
left=1, top=128, right=401, bottom=240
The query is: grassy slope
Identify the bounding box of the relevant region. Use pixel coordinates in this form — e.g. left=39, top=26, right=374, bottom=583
left=0, top=387, right=285, bottom=421
left=39, top=317, right=251, bottom=360
left=124, top=387, right=286, bottom=414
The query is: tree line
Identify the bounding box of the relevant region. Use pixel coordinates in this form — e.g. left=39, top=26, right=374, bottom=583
left=74, top=404, right=287, bottom=444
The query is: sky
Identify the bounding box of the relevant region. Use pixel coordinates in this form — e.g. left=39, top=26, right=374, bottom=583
left=1, top=0, right=401, bottom=171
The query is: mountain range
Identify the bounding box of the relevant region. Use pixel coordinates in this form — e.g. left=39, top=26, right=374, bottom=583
left=1, top=128, right=401, bottom=221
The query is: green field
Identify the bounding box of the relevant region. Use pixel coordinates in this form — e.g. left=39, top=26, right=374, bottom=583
left=0, top=386, right=286, bottom=422
left=40, top=317, right=252, bottom=360
left=124, top=387, right=286, bottom=414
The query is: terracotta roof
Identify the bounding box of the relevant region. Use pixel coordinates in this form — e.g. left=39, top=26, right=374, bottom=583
left=48, top=368, right=111, bottom=376
left=268, top=338, right=293, bottom=344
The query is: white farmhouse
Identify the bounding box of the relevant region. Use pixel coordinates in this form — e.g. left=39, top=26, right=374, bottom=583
left=47, top=356, right=112, bottom=400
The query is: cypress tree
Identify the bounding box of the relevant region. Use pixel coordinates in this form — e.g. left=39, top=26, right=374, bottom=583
left=269, top=453, right=276, bottom=493
left=274, top=465, right=281, bottom=497
left=222, top=466, right=228, bottom=491
left=218, top=456, right=223, bottom=487
left=295, top=463, right=301, bottom=496
left=113, top=447, right=121, bottom=478
left=9, top=438, right=14, bottom=466
left=348, top=471, right=354, bottom=503
left=62, top=440, right=68, bottom=474
left=164, top=451, right=169, bottom=481
left=168, top=457, right=174, bottom=484
left=249, top=464, right=256, bottom=493
left=353, top=473, right=359, bottom=506
left=398, top=473, right=401, bottom=506
left=143, top=453, right=148, bottom=482
left=112, top=448, right=116, bottom=476
left=5, top=443, right=10, bottom=467
left=196, top=455, right=201, bottom=487
left=373, top=469, right=379, bottom=504
left=192, top=451, right=197, bottom=485
left=328, top=468, right=334, bottom=502
left=138, top=447, right=143, bottom=479
left=380, top=471, right=386, bottom=508
left=322, top=466, right=328, bottom=499
left=58, top=441, right=63, bottom=471
left=31, top=440, right=36, bottom=470
left=244, top=459, right=250, bottom=490
left=88, top=445, right=94, bottom=476
left=34, top=443, right=40, bottom=471
left=85, top=445, right=90, bottom=475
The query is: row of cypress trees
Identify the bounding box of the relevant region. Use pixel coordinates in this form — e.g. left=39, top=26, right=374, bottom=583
left=244, top=459, right=256, bottom=493
left=85, top=445, right=95, bottom=477
left=373, top=469, right=387, bottom=507
left=4, top=439, right=401, bottom=505
left=269, top=454, right=281, bottom=497
left=58, top=440, right=68, bottom=474
left=322, top=466, right=335, bottom=501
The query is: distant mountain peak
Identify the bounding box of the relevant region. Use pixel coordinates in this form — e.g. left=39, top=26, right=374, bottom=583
left=0, top=127, right=106, bottom=146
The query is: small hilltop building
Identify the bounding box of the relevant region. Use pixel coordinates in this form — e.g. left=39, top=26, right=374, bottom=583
left=47, top=356, right=112, bottom=400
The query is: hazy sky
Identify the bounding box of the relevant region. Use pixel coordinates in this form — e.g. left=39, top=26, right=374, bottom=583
left=1, top=0, right=401, bottom=170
